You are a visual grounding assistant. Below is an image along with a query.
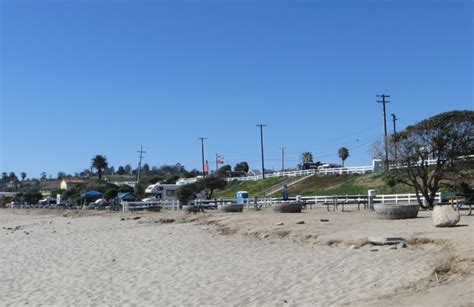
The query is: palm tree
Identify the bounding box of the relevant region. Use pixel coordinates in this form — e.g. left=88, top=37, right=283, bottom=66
left=91, top=155, right=108, bottom=180
left=338, top=147, right=349, bottom=167
left=21, top=172, right=27, bottom=181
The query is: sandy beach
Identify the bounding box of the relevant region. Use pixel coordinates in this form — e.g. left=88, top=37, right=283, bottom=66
left=1, top=208, right=473, bottom=306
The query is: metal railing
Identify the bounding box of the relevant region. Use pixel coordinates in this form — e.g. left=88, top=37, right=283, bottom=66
left=265, top=173, right=316, bottom=196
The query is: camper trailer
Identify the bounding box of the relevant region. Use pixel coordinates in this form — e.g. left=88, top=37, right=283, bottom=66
left=144, top=183, right=179, bottom=201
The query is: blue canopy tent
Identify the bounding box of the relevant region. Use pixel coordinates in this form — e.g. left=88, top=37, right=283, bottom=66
left=81, top=191, right=103, bottom=205
left=116, top=192, right=138, bottom=202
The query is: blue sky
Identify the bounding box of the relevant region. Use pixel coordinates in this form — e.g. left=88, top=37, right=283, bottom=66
left=1, top=0, right=472, bottom=178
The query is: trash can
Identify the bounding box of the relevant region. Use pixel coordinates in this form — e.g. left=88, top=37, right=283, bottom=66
left=282, top=184, right=289, bottom=200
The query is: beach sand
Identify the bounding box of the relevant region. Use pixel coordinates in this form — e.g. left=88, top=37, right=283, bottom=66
left=0, top=208, right=473, bottom=306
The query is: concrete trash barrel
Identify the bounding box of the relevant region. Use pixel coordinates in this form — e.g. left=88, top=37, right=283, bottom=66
left=374, top=203, right=419, bottom=219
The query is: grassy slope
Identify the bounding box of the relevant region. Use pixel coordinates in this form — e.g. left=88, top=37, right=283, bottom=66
left=214, top=173, right=415, bottom=199
left=213, top=177, right=287, bottom=199
left=215, top=165, right=474, bottom=198
left=288, top=173, right=413, bottom=196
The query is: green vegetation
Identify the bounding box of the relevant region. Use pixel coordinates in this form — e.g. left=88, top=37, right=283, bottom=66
left=213, top=177, right=287, bottom=198
left=91, top=155, right=108, bottom=180
left=214, top=163, right=474, bottom=199
left=288, top=173, right=413, bottom=196
left=388, top=110, right=473, bottom=208
left=177, top=175, right=228, bottom=204
left=338, top=147, right=349, bottom=167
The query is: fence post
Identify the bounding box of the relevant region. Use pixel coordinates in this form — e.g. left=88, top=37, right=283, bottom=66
left=368, top=190, right=376, bottom=210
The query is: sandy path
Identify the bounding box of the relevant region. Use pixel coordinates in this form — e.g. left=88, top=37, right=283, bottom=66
left=0, top=210, right=446, bottom=306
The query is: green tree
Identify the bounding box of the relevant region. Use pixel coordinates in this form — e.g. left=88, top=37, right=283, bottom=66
left=21, top=172, right=27, bottom=181
left=234, top=161, right=249, bottom=173
left=118, top=184, right=134, bottom=193
left=200, top=176, right=227, bottom=199
left=300, top=152, right=313, bottom=164
left=22, top=192, right=43, bottom=204
left=117, top=166, right=126, bottom=175
left=338, top=147, right=349, bottom=167
left=9, top=172, right=17, bottom=181
left=104, top=188, right=119, bottom=200
left=91, top=155, right=108, bottom=180
left=124, top=164, right=132, bottom=175
left=108, top=166, right=115, bottom=175
left=134, top=181, right=147, bottom=199
left=215, top=165, right=232, bottom=178
left=392, top=110, right=474, bottom=208
left=176, top=184, right=200, bottom=205
left=142, top=163, right=150, bottom=175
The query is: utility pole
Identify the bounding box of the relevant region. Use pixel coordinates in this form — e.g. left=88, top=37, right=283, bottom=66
left=281, top=147, right=286, bottom=172
left=256, top=124, right=267, bottom=179
left=198, top=137, right=207, bottom=176
left=391, top=113, right=398, bottom=161
left=377, top=94, right=390, bottom=171
left=391, top=113, right=397, bottom=134
left=136, top=145, right=146, bottom=183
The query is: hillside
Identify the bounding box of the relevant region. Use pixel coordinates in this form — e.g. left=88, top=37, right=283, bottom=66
left=214, top=166, right=474, bottom=199
left=213, top=177, right=287, bottom=199
left=288, top=173, right=412, bottom=196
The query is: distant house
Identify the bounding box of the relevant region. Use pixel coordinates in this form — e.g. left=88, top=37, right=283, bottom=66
left=39, top=181, right=61, bottom=197
left=60, top=179, right=85, bottom=190
left=247, top=169, right=262, bottom=177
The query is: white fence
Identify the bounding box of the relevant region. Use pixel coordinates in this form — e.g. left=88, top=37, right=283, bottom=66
left=227, top=165, right=373, bottom=182
left=122, top=200, right=180, bottom=212
left=374, top=193, right=442, bottom=205
left=249, top=192, right=443, bottom=208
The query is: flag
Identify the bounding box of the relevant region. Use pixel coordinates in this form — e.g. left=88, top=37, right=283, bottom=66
left=217, top=155, right=224, bottom=164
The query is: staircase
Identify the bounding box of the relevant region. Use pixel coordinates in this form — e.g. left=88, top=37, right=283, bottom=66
left=264, top=173, right=315, bottom=196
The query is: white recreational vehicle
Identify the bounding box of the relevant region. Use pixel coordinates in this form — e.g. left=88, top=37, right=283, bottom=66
left=144, top=178, right=207, bottom=202
left=144, top=183, right=179, bottom=201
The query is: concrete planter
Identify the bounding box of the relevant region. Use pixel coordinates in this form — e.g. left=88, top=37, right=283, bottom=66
left=273, top=202, right=303, bottom=213
left=374, top=203, right=419, bottom=219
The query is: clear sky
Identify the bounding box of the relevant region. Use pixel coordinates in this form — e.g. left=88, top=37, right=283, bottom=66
left=1, top=0, right=472, bottom=178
